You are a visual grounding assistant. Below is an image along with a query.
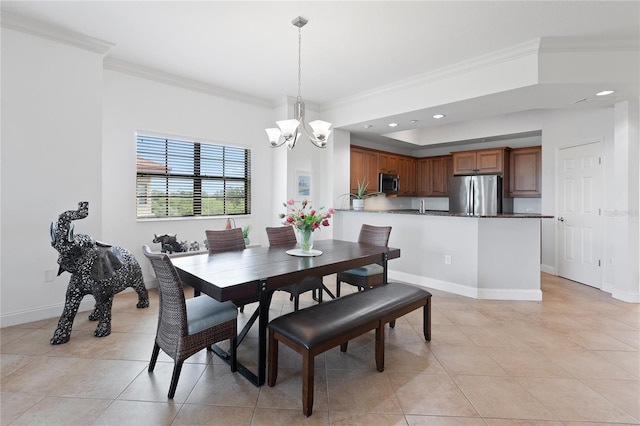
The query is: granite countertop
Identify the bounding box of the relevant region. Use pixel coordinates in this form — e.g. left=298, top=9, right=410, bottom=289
left=337, top=209, right=553, bottom=219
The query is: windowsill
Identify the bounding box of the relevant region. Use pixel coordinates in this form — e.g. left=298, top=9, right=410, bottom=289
left=137, top=214, right=251, bottom=223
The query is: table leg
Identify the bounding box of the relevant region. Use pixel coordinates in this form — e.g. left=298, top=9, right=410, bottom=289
left=210, top=282, right=273, bottom=387
left=257, top=279, right=273, bottom=386
left=382, top=252, right=389, bottom=284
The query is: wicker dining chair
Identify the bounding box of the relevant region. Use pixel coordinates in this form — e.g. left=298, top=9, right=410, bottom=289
left=205, top=228, right=257, bottom=312
left=266, top=226, right=326, bottom=311
left=205, top=228, right=246, bottom=253
left=336, top=224, right=392, bottom=297
left=142, top=245, right=237, bottom=399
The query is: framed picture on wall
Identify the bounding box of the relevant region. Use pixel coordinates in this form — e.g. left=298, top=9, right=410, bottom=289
left=296, top=171, right=312, bottom=200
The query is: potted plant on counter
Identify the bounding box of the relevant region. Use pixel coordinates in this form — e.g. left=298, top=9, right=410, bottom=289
left=242, top=225, right=251, bottom=245
left=343, top=180, right=382, bottom=210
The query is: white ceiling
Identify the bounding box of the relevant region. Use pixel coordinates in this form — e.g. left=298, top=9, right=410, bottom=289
left=2, top=1, right=639, bottom=151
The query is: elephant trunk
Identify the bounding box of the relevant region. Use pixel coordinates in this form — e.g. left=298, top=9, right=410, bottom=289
left=52, top=201, right=89, bottom=243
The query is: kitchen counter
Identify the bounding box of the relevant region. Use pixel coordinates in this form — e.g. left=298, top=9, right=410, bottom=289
left=333, top=210, right=548, bottom=301
left=337, top=208, right=553, bottom=219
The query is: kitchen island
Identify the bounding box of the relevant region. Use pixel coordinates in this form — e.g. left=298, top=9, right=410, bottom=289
left=332, top=209, right=553, bottom=301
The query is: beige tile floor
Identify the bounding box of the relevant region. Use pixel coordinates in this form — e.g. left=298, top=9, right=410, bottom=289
left=1, top=273, right=638, bottom=425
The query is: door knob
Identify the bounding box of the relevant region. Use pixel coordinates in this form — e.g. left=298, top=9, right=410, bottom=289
left=558, top=217, right=565, bottom=222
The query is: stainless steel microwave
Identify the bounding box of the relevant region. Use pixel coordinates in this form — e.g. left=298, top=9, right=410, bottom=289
left=379, top=173, right=399, bottom=194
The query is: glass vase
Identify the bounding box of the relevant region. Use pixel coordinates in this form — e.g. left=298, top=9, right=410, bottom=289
left=297, top=227, right=314, bottom=253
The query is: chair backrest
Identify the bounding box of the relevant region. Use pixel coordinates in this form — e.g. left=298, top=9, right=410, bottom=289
left=266, top=226, right=297, bottom=247
left=142, top=245, right=188, bottom=343
left=205, top=228, right=246, bottom=253
left=358, top=224, right=392, bottom=247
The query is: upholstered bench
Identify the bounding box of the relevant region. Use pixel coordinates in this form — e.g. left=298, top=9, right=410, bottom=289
left=267, top=282, right=432, bottom=417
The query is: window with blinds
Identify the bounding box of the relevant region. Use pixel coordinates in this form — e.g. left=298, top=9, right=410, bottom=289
left=136, top=135, right=251, bottom=219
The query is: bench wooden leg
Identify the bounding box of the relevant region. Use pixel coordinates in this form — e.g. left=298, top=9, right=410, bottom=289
left=340, top=342, right=348, bottom=352
left=302, top=352, right=315, bottom=417
left=267, top=330, right=278, bottom=386
left=424, top=297, right=432, bottom=342
left=375, top=323, right=385, bottom=372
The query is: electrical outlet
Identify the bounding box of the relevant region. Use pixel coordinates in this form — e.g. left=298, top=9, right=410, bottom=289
left=444, top=255, right=452, bottom=265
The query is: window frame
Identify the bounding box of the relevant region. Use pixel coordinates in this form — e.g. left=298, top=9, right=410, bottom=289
left=135, top=133, right=251, bottom=220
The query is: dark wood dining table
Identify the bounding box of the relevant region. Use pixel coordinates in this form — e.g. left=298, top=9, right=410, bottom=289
left=171, top=239, right=400, bottom=386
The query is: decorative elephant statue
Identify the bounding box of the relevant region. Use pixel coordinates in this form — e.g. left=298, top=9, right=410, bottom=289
left=49, top=201, right=149, bottom=344
left=152, top=233, right=187, bottom=254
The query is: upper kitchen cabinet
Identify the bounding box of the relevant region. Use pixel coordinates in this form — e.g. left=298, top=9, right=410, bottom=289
left=379, top=152, right=399, bottom=174
left=350, top=146, right=379, bottom=193
left=416, top=155, right=452, bottom=197
left=452, top=148, right=509, bottom=175
left=508, top=146, right=541, bottom=197
left=397, top=156, right=416, bottom=196
left=430, top=155, right=453, bottom=196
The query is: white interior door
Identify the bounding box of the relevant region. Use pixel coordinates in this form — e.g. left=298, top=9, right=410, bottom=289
left=557, top=142, right=603, bottom=288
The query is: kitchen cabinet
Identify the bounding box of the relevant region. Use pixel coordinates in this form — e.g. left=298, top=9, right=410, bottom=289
left=397, top=156, right=416, bottom=196
left=452, top=148, right=509, bottom=175
left=416, top=155, right=452, bottom=197
left=508, top=146, right=541, bottom=197
left=416, top=158, right=428, bottom=196
left=350, top=147, right=379, bottom=193
left=430, top=155, right=452, bottom=196
left=379, top=153, right=399, bottom=174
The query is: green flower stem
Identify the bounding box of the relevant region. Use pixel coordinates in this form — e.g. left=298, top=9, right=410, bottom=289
left=299, top=227, right=314, bottom=252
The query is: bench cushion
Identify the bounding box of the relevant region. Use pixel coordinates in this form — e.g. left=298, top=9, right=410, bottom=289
left=268, top=282, right=430, bottom=350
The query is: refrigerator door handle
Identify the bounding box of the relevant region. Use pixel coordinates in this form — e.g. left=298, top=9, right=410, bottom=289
left=468, top=179, right=474, bottom=215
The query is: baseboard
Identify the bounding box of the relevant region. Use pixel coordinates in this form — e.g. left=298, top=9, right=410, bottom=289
left=540, top=263, right=555, bottom=275
left=389, top=270, right=542, bottom=301
left=0, top=298, right=95, bottom=328
left=611, top=288, right=640, bottom=303
left=477, top=288, right=543, bottom=301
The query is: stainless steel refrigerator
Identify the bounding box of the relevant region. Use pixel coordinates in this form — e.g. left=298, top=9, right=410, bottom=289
left=449, top=174, right=503, bottom=215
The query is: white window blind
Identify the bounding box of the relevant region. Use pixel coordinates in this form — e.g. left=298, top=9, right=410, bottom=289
left=136, top=135, right=251, bottom=219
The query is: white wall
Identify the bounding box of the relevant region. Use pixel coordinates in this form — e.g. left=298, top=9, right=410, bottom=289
left=1, top=28, right=105, bottom=325
left=102, top=70, right=276, bottom=284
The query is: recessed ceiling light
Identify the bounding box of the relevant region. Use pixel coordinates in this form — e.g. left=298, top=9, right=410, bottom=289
left=432, top=114, right=446, bottom=119
left=410, top=120, right=419, bottom=124
left=363, top=124, right=373, bottom=129
left=596, top=90, right=615, bottom=96
left=388, top=122, right=399, bottom=127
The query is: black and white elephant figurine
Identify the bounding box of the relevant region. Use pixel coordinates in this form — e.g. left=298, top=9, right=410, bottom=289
left=49, top=201, right=149, bottom=344
left=152, top=233, right=187, bottom=254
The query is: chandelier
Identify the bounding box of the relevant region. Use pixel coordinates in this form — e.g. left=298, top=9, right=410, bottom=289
left=266, top=16, right=333, bottom=150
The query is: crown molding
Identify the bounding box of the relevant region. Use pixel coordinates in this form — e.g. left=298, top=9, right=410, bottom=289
left=323, top=38, right=541, bottom=111
left=540, top=36, right=639, bottom=53
left=1, top=11, right=113, bottom=55
left=103, top=58, right=273, bottom=109
left=322, top=36, right=639, bottom=112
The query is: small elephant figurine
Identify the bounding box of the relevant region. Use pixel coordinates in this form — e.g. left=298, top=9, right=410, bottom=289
left=49, top=202, right=149, bottom=344
left=152, top=233, right=187, bottom=254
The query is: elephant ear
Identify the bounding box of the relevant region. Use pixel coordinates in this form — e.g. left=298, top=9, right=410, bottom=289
left=91, top=247, right=124, bottom=281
